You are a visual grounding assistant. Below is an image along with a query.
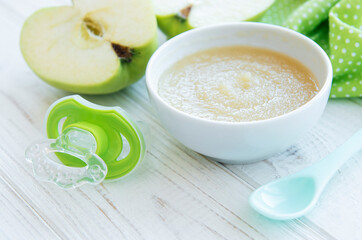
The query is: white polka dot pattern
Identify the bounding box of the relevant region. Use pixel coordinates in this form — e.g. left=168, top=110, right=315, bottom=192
left=329, top=0, right=362, bottom=97
left=284, top=0, right=339, bottom=35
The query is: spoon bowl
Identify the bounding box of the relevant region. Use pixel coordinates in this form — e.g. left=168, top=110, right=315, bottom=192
left=250, top=176, right=318, bottom=220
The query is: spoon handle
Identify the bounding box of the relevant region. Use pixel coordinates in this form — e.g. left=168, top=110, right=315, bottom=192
left=308, top=128, right=362, bottom=187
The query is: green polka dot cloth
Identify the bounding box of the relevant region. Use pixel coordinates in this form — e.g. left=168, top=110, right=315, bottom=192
left=260, top=0, right=362, bottom=98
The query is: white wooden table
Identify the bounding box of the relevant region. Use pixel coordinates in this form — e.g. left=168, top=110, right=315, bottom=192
left=1, top=1, right=362, bottom=239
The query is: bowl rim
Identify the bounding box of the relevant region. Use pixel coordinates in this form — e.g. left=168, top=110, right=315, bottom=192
left=146, top=22, right=333, bottom=126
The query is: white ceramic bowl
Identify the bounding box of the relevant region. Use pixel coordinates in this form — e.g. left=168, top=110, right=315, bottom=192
left=146, top=22, right=332, bottom=164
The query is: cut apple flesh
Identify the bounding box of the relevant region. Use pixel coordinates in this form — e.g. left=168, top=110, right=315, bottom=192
left=153, top=0, right=275, bottom=27
left=21, top=0, right=157, bottom=94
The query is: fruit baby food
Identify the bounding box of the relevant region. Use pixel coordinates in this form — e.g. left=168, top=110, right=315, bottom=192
left=158, top=46, right=319, bottom=122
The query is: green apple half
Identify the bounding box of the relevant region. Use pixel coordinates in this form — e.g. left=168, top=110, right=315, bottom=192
left=153, top=0, right=275, bottom=38
left=20, top=0, right=158, bottom=94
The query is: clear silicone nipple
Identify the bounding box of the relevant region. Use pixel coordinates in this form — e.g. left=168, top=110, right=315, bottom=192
left=25, top=127, right=107, bottom=189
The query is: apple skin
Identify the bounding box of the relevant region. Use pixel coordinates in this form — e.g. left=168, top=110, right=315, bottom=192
left=156, top=3, right=274, bottom=39
left=157, top=15, right=193, bottom=39
left=20, top=7, right=158, bottom=95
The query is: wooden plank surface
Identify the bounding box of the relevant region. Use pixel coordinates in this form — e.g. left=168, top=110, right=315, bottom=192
left=0, top=0, right=361, bottom=239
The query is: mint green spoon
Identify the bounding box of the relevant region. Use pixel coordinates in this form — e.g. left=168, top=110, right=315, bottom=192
left=249, top=128, right=362, bottom=220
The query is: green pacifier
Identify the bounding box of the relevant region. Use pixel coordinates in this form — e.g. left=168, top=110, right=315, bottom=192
left=25, top=95, right=146, bottom=189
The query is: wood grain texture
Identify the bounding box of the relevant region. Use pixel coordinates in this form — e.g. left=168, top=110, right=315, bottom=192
left=0, top=174, right=59, bottom=239
left=0, top=0, right=361, bottom=239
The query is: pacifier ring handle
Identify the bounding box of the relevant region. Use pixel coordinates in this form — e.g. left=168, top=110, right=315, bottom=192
left=25, top=127, right=107, bottom=189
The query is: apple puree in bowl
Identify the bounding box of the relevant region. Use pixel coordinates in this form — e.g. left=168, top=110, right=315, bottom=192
left=158, top=46, right=319, bottom=122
